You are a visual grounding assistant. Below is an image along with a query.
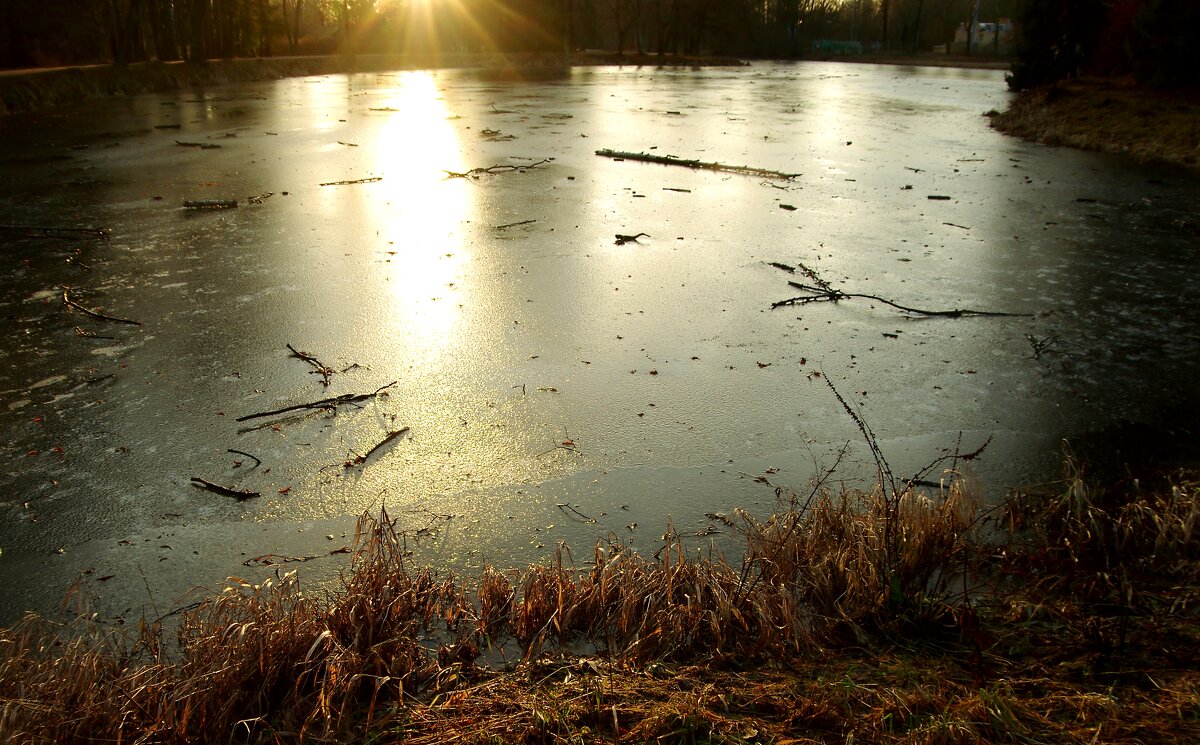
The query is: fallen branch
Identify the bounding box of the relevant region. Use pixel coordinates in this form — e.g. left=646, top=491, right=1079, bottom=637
left=347, top=427, right=410, bottom=467
left=234, top=381, right=398, bottom=422
left=175, top=140, right=221, bottom=150
left=227, top=449, right=262, bottom=468
left=772, top=281, right=1027, bottom=317
left=62, top=287, right=142, bottom=326
left=190, top=477, right=259, bottom=501
left=557, top=503, right=596, bottom=523
left=795, top=261, right=834, bottom=293
left=320, top=177, right=383, bottom=186
left=74, top=327, right=117, bottom=340
left=0, top=225, right=108, bottom=239
left=496, top=219, right=537, bottom=230
left=242, top=547, right=350, bottom=566
left=595, top=149, right=799, bottom=181
left=182, top=199, right=237, bottom=209
left=287, top=343, right=333, bottom=387
left=1026, top=334, right=1059, bottom=359
left=444, top=159, right=553, bottom=179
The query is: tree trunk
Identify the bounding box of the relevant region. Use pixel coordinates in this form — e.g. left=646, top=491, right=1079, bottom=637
left=880, top=0, right=890, bottom=50
left=187, top=0, right=210, bottom=63
left=257, top=0, right=270, bottom=56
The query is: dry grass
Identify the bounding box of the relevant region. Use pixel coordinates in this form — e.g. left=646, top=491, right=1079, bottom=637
left=988, top=77, right=1200, bottom=169
left=1, top=463, right=1198, bottom=743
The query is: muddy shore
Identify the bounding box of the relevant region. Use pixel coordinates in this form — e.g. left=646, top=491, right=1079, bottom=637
left=989, top=77, right=1200, bottom=171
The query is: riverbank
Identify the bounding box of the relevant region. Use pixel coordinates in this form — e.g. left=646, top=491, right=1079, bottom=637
left=0, top=52, right=745, bottom=116
left=2, top=457, right=1197, bottom=743
left=818, top=52, right=1011, bottom=71
left=989, top=77, right=1200, bottom=170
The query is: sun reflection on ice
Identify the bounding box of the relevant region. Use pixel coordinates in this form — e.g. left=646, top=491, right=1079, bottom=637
left=370, top=71, right=472, bottom=360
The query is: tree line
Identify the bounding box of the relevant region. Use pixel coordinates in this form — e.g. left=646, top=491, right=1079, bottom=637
left=1008, top=0, right=1198, bottom=89
left=2, top=0, right=1033, bottom=69
left=6, top=1, right=1191, bottom=89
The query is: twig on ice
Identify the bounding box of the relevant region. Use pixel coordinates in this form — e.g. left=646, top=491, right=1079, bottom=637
left=287, top=343, right=333, bottom=387
left=182, top=199, right=237, bottom=209
left=227, top=449, right=263, bottom=468
left=175, top=140, right=221, bottom=150
left=320, top=176, right=382, bottom=186
left=0, top=225, right=108, bottom=239
left=62, top=286, right=142, bottom=326
left=444, top=159, right=553, bottom=179
left=595, top=149, right=799, bottom=181
left=772, top=281, right=1026, bottom=317
left=496, top=219, right=537, bottom=230
left=346, top=427, right=410, bottom=467
left=190, top=477, right=259, bottom=500
left=235, top=382, right=398, bottom=422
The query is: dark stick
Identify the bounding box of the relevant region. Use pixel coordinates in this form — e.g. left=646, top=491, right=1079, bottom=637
left=495, top=219, right=537, bottom=230
left=234, top=381, right=398, bottom=422
left=183, top=199, right=237, bottom=209
left=595, top=148, right=799, bottom=181
left=242, top=548, right=350, bottom=566
left=0, top=225, right=108, bottom=239
left=444, top=159, right=553, bottom=179
left=287, top=343, right=333, bottom=387
left=772, top=282, right=1027, bottom=317
left=359, top=427, right=410, bottom=463
left=190, top=477, right=260, bottom=500
left=75, top=327, right=118, bottom=340
left=62, top=287, right=143, bottom=326
left=227, top=449, right=262, bottom=467
left=320, top=177, right=383, bottom=186
left=795, top=262, right=834, bottom=293
left=557, top=503, right=596, bottom=523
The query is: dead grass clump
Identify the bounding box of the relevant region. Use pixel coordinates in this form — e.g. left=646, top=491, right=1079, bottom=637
left=0, top=612, right=165, bottom=743
left=739, top=481, right=977, bottom=637
left=0, top=509, right=453, bottom=743
left=473, top=566, right=514, bottom=646
left=1004, top=452, right=1200, bottom=587
left=571, top=539, right=775, bottom=663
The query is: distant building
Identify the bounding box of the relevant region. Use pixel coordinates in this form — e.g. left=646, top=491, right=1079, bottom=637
left=952, top=19, right=1014, bottom=54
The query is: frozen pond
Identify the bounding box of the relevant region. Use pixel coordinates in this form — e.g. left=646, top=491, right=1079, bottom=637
left=2, top=61, right=1199, bottom=624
